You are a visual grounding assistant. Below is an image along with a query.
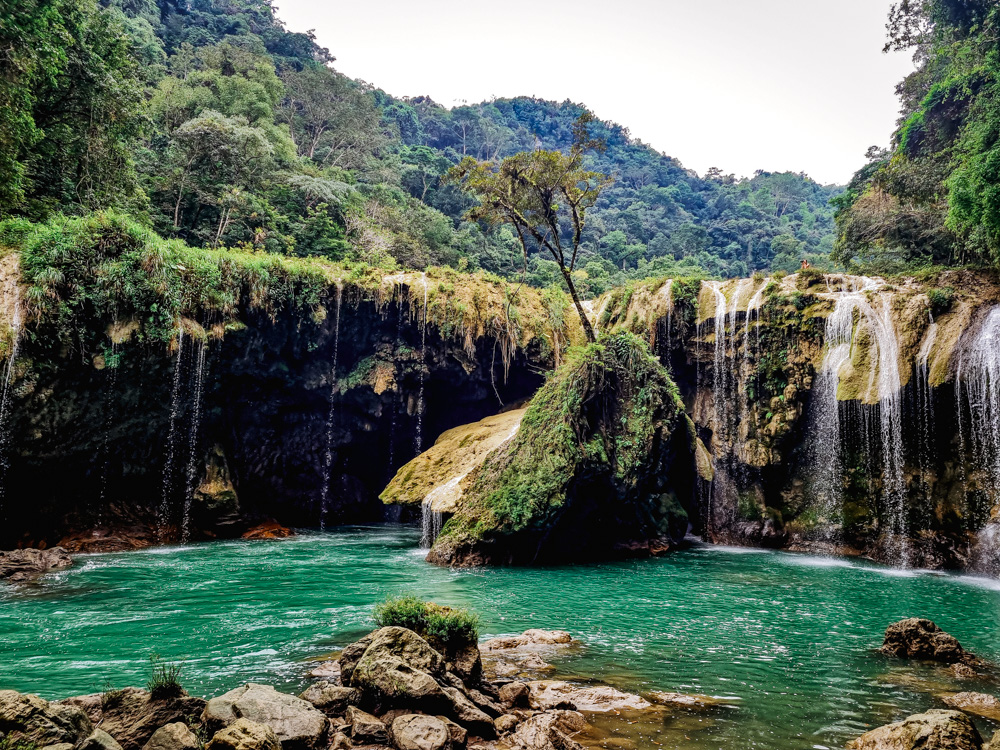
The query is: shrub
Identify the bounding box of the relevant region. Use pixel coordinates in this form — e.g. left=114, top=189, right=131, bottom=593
left=927, top=286, right=954, bottom=317
left=372, top=595, right=480, bottom=651
left=100, top=680, right=126, bottom=710
left=147, top=655, right=184, bottom=699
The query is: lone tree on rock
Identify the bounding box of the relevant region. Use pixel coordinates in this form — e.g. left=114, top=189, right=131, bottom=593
left=447, top=113, right=612, bottom=343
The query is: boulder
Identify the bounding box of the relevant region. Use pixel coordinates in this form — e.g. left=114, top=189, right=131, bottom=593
left=62, top=687, right=206, bottom=750
left=879, top=619, right=971, bottom=664
left=202, top=684, right=327, bottom=750
left=441, top=688, right=494, bottom=736
left=498, top=684, right=529, bottom=709
left=350, top=628, right=447, bottom=709
left=499, top=710, right=587, bottom=750
left=338, top=634, right=377, bottom=685
left=436, top=716, right=468, bottom=747
left=142, top=723, right=199, bottom=750
left=206, top=719, right=281, bottom=750
left=846, top=709, right=982, bottom=750
left=297, top=684, right=358, bottom=716
left=0, top=547, right=73, bottom=582
left=390, top=715, right=451, bottom=750
left=494, top=715, right=520, bottom=735
left=525, top=682, right=650, bottom=712
left=940, top=692, right=1000, bottom=721
left=305, top=662, right=340, bottom=683
left=450, top=645, right=483, bottom=685
left=0, top=690, right=93, bottom=747
left=344, top=707, right=388, bottom=745
left=81, top=730, right=124, bottom=750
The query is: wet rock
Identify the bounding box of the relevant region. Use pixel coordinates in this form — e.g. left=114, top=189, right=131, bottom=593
left=142, top=723, right=199, bottom=750
left=305, top=661, right=340, bottom=682
left=0, top=547, right=73, bottom=582
left=525, top=682, right=650, bottom=713
left=939, top=692, right=1000, bottom=721
left=880, top=619, right=974, bottom=664
left=390, top=715, right=450, bottom=750
left=206, top=719, right=282, bottom=750
left=498, top=683, right=529, bottom=709
left=203, top=684, right=327, bottom=750
left=241, top=522, right=294, bottom=540
left=297, top=683, right=358, bottom=716
left=63, top=687, right=206, bottom=750
left=0, top=690, right=93, bottom=747
left=344, top=707, right=388, bottom=745
left=81, top=729, right=124, bottom=750
left=349, top=628, right=446, bottom=709
left=846, top=709, right=982, bottom=750
left=483, top=654, right=554, bottom=681
left=499, top=710, right=587, bottom=750
left=481, top=632, right=573, bottom=652
left=646, top=691, right=733, bottom=709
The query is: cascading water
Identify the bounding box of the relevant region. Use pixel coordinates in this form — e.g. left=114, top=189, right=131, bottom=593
left=0, top=297, right=23, bottom=508
left=97, top=342, right=121, bottom=528
left=420, top=498, right=444, bottom=549
left=180, top=337, right=208, bottom=543
left=808, top=277, right=908, bottom=563
left=956, top=306, right=1000, bottom=573
left=319, top=285, right=343, bottom=531
left=914, top=318, right=937, bottom=507
left=158, top=329, right=187, bottom=540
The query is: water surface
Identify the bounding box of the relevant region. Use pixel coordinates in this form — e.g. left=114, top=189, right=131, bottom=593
left=2, top=527, right=999, bottom=749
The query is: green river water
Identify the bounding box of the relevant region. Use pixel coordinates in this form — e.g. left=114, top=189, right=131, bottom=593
left=2, top=526, right=999, bottom=749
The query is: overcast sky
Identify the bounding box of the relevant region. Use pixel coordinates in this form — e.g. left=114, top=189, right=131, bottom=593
left=274, top=0, right=916, bottom=185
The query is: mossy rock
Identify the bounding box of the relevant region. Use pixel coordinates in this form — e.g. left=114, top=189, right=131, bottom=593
left=426, top=331, right=697, bottom=566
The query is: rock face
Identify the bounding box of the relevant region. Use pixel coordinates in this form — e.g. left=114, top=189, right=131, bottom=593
left=422, top=332, right=697, bottom=566
left=0, top=547, right=72, bottom=582
left=348, top=627, right=447, bottom=709
left=0, top=690, right=93, bottom=746
left=202, top=684, right=327, bottom=750
left=879, top=619, right=974, bottom=664
left=846, top=709, right=983, bottom=750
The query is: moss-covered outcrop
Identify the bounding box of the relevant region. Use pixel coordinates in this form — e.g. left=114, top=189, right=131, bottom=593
left=422, top=332, right=697, bottom=566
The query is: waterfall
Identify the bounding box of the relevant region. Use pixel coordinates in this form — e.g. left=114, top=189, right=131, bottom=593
left=158, top=329, right=187, bottom=540
left=658, top=280, right=674, bottom=367
left=0, top=297, right=23, bottom=507
left=414, top=274, right=428, bottom=456
left=915, top=319, right=937, bottom=508
left=808, top=277, right=908, bottom=563
left=420, top=497, right=444, bottom=548
left=319, top=285, right=343, bottom=531
left=956, top=307, right=1000, bottom=504
left=180, top=337, right=208, bottom=543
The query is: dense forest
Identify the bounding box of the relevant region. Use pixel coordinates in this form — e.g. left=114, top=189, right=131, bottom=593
left=1, top=0, right=844, bottom=293
left=835, top=0, right=1000, bottom=272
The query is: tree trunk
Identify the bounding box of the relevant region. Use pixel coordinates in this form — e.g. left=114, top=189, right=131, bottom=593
left=559, top=265, right=596, bottom=343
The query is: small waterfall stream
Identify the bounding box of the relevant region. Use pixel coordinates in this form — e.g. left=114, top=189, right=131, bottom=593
left=415, top=274, right=428, bottom=457
left=319, top=285, right=343, bottom=530
left=180, top=337, right=208, bottom=543
left=97, top=342, right=121, bottom=528
left=158, top=329, right=187, bottom=540
left=914, top=318, right=937, bottom=508
left=0, top=297, right=23, bottom=507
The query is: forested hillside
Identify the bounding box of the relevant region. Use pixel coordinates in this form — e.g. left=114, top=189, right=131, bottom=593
left=2, top=0, right=841, bottom=289
left=835, top=0, right=1000, bottom=272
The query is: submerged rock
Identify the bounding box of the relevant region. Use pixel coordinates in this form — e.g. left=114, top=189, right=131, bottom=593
left=202, top=684, right=327, bottom=750
left=525, top=682, right=651, bottom=713
left=846, top=709, right=982, bottom=750
left=0, top=547, right=72, bottom=582
left=880, top=618, right=978, bottom=665
left=0, top=690, right=93, bottom=747
left=419, top=332, right=697, bottom=566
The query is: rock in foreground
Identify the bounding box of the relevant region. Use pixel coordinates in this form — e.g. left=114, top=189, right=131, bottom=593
left=0, top=547, right=73, bottom=582
left=879, top=618, right=979, bottom=665
left=847, top=709, right=983, bottom=750
left=939, top=692, right=1000, bottom=721
left=203, top=684, right=327, bottom=750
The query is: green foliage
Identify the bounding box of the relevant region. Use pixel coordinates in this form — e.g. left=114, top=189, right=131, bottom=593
left=147, top=655, right=183, bottom=699
left=372, top=595, right=480, bottom=650
left=927, top=286, right=955, bottom=315
left=0, top=737, right=38, bottom=750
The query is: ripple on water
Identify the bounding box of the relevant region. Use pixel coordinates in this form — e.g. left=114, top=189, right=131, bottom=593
left=1, top=527, right=999, bottom=750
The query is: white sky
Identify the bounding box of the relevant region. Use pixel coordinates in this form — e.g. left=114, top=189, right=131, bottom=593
left=274, top=0, right=917, bottom=185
